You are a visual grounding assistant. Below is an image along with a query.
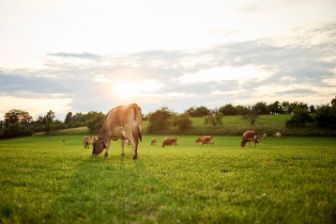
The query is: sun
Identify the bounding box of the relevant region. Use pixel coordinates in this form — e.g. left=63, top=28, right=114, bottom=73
left=113, top=81, right=141, bottom=98
left=112, top=79, right=163, bottom=99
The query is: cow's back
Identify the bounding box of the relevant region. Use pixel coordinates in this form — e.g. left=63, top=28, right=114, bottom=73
left=101, top=103, right=142, bottom=142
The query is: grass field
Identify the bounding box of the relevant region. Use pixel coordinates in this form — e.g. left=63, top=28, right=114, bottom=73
left=1, top=135, right=336, bottom=223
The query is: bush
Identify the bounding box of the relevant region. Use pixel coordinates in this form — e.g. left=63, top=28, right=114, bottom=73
left=315, top=104, right=336, bottom=130
left=174, top=113, right=192, bottom=133
left=87, top=114, right=105, bottom=134
left=219, top=104, right=238, bottom=115
left=286, top=107, right=313, bottom=128
left=204, top=111, right=223, bottom=126
left=147, top=107, right=173, bottom=133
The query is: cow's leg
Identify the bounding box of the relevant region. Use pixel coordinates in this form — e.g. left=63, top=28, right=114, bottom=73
left=121, top=140, right=125, bottom=157
left=132, top=142, right=138, bottom=160
left=104, top=147, right=109, bottom=157
left=104, top=139, right=111, bottom=158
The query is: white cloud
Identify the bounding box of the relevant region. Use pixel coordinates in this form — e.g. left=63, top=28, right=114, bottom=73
left=0, top=96, right=72, bottom=119
left=175, top=65, right=272, bottom=84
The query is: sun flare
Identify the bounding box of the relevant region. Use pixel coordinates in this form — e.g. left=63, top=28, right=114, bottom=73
left=113, top=81, right=141, bottom=98
left=112, top=79, right=163, bottom=99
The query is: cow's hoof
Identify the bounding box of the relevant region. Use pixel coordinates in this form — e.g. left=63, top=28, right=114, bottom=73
left=104, top=153, right=108, bottom=158
left=121, top=153, right=124, bottom=157
left=132, top=155, right=138, bottom=160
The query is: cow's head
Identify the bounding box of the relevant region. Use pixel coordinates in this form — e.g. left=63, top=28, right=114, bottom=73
left=92, top=137, right=107, bottom=156
left=240, top=139, right=247, bottom=147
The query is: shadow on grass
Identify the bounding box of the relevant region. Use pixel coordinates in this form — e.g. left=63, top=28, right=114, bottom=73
left=40, top=155, right=176, bottom=224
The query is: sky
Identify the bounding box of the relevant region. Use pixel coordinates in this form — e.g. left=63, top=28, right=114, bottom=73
left=0, top=0, right=336, bottom=120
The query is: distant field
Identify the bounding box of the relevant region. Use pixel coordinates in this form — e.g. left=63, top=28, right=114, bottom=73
left=1, top=135, right=336, bottom=223
left=34, top=114, right=336, bottom=136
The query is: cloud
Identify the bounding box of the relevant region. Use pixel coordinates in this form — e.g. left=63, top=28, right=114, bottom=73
left=47, top=52, right=101, bottom=60
left=0, top=95, right=72, bottom=120
left=276, top=89, right=317, bottom=95
left=175, top=65, right=272, bottom=85
left=1, top=23, right=335, bottom=118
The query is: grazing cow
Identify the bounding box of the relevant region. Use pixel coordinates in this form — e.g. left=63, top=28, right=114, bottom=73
left=262, top=133, right=267, bottom=139
left=274, top=132, right=282, bottom=137
left=241, top=130, right=258, bottom=148
left=92, top=103, right=142, bottom=160
left=150, top=138, right=157, bottom=145
left=196, top=136, right=214, bottom=145
left=162, top=137, right=178, bottom=148
left=83, top=136, right=92, bottom=148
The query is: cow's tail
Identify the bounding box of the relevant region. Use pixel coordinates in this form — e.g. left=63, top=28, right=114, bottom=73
left=132, top=104, right=142, bottom=142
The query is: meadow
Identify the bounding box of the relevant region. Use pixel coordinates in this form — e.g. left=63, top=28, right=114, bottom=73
left=0, top=135, right=336, bottom=223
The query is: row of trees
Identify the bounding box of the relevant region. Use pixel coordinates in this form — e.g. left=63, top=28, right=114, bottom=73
left=146, top=98, right=336, bottom=133
left=1, top=97, right=335, bottom=138
left=185, top=101, right=318, bottom=117
left=0, top=109, right=105, bottom=139
left=286, top=98, right=336, bottom=129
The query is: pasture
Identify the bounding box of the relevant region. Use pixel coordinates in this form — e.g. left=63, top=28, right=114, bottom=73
left=0, top=135, right=336, bottom=223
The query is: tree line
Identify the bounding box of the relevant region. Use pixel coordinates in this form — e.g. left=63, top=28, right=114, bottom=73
left=0, top=97, right=335, bottom=139
left=0, top=110, right=104, bottom=139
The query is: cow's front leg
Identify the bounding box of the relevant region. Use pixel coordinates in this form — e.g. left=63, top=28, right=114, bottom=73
left=132, top=143, right=138, bottom=160
left=121, top=140, right=125, bottom=157
left=104, top=139, right=112, bottom=157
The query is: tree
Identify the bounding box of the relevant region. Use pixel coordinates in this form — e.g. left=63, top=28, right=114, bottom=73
left=252, top=102, right=268, bottom=114
left=286, top=106, right=313, bottom=128
left=309, top=105, right=316, bottom=113
left=219, top=104, right=238, bottom=115
left=268, top=101, right=282, bottom=114
left=235, top=105, right=249, bottom=115
left=64, top=112, right=73, bottom=127
left=281, top=101, right=290, bottom=114
left=204, top=110, right=223, bottom=126
left=331, top=96, right=336, bottom=107
left=315, top=100, right=336, bottom=130
left=185, top=106, right=210, bottom=117
left=44, top=110, right=55, bottom=132
left=1, top=109, right=33, bottom=138
left=87, top=114, right=106, bottom=133
left=243, top=109, right=259, bottom=126
left=174, top=113, right=192, bottom=133
left=148, top=107, right=173, bottom=133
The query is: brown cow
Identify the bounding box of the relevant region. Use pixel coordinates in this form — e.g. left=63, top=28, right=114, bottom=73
left=162, top=137, right=177, bottom=147
left=196, top=136, right=214, bottom=145
left=123, top=139, right=132, bottom=146
left=241, top=130, right=258, bottom=148
left=83, top=136, right=92, bottom=148
left=150, top=138, right=157, bottom=145
left=92, top=103, right=142, bottom=160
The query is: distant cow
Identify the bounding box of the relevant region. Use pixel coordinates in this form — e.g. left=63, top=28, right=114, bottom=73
left=83, top=136, right=91, bottom=148
left=196, top=136, right=214, bottom=145
left=262, top=133, right=267, bottom=139
left=241, top=130, right=258, bottom=148
left=274, top=132, right=282, bottom=137
left=150, top=138, right=157, bottom=145
left=92, top=103, right=142, bottom=160
left=162, top=137, right=178, bottom=148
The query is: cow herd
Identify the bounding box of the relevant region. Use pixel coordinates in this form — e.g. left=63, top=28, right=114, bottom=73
left=83, top=103, right=283, bottom=160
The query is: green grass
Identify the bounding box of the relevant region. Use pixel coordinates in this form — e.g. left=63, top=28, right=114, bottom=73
left=1, top=135, right=336, bottom=223
left=33, top=127, right=90, bottom=136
